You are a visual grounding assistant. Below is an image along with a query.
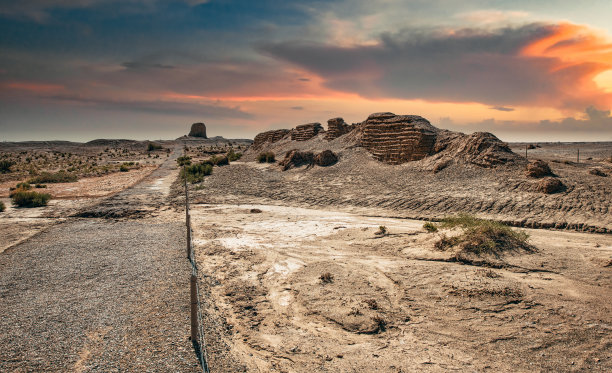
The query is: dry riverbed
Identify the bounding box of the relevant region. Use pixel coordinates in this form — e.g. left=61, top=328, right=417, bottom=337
left=190, top=202, right=612, bottom=372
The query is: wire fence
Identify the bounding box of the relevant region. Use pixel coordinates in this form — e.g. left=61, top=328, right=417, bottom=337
left=184, top=171, right=210, bottom=373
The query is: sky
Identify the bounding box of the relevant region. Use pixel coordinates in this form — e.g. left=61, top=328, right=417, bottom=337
left=1, top=0, right=611, bottom=142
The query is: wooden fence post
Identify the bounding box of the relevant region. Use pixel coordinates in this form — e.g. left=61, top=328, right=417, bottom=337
left=190, top=274, right=199, bottom=343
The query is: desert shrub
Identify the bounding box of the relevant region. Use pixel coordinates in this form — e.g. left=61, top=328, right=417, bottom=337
left=11, top=190, right=51, bottom=207
left=180, top=162, right=213, bottom=183
left=257, top=152, right=275, bottom=163
left=119, top=164, right=129, bottom=172
left=364, top=299, right=379, bottom=310
left=15, top=182, right=31, bottom=190
left=436, top=214, right=530, bottom=255
left=227, top=149, right=242, bottom=162
left=177, top=156, right=192, bottom=166
left=375, top=225, right=387, bottom=235
left=423, top=221, right=438, bottom=232
left=35, top=184, right=47, bottom=188
left=0, top=160, right=15, bottom=173
left=0, top=201, right=5, bottom=212
left=209, top=155, right=229, bottom=166
left=28, top=171, right=77, bottom=183
left=147, top=142, right=163, bottom=151
left=319, top=272, right=334, bottom=284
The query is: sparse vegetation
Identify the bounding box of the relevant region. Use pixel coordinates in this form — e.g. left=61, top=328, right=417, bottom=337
left=257, top=151, right=276, bottom=163
left=180, top=162, right=213, bottom=183
left=119, top=164, right=129, bottom=172
left=435, top=214, right=531, bottom=255
left=375, top=225, right=387, bottom=235
left=35, top=184, right=47, bottom=188
left=0, top=201, right=5, bottom=212
left=0, top=160, right=15, bottom=173
left=423, top=221, right=438, bottom=232
left=28, top=171, right=77, bottom=184
left=320, top=272, right=334, bottom=284
left=364, top=299, right=379, bottom=310
left=147, top=142, right=163, bottom=151
left=177, top=156, right=192, bottom=166
left=227, top=149, right=242, bottom=162
left=11, top=190, right=51, bottom=207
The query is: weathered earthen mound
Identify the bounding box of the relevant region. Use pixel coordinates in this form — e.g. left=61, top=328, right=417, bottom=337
left=535, top=177, right=564, bottom=194
left=189, top=122, right=207, bottom=138
left=361, top=113, right=437, bottom=165
left=292, top=123, right=324, bottom=141
left=434, top=131, right=518, bottom=168
left=589, top=168, right=608, bottom=177
left=253, top=129, right=290, bottom=149
left=325, top=118, right=351, bottom=140
left=279, top=150, right=314, bottom=171
left=314, top=150, right=338, bottom=166
left=526, top=160, right=553, bottom=178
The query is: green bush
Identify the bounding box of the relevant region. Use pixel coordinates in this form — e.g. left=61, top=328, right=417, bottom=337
left=147, top=142, right=163, bottom=151
left=119, top=164, right=129, bottom=172
left=177, top=156, right=192, bottom=166
left=28, top=171, right=77, bottom=184
left=0, top=160, right=15, bottom=173
left=180, top=162, right=213, bottom=183
left=209, top=155, right=229, bottom=166
left=423, top=221, right=438, bottom=232
left=257, top=152, right=275, bottom=163
left=35, top=184, right=47, bottom=188
left=227, top=149, right=242, bottom=162
left=0, top=201, right=5, bottom=212
left=11, top=190, right=51, bottom=207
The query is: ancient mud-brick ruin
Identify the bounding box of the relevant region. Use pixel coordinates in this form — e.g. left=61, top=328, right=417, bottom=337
left=325, top=117, right=351, bottom=140
left=360, top=112, right=437, bottom=164
left=252, top=129, right=290, bottom=149
left=291, top=123, right=324, bottom=141
left=188, top=122, right=207, bottom=138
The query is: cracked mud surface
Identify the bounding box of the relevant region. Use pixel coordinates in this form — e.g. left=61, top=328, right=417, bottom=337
left=190, top=203, right=611, bottom=372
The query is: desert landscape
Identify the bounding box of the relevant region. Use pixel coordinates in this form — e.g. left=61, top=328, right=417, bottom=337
left=2, top=1, right=612, bottom=372
left=2, top=116, right=610, bottom=372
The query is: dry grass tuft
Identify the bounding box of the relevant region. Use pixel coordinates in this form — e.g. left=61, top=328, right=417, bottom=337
left=435, top=214, right=532, bottom=256
left=319, top=272, right=334, bottom=284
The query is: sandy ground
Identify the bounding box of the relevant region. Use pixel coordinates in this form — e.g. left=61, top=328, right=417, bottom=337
left=189, top=202, right=612, bottom=372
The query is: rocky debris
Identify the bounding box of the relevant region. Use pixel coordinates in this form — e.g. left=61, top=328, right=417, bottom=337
left=279, top=150, right=314, bottom=171
left=361, top=113, right=437, bottom=164
left=433, top=159, right=452, bottom=173
left=188, top=122, right=207, bottom=138
left=314, top=150, right=338, bottom=167
left=589, top=168, right=608, bottom=177
left=527, top=144, right=536, bottom=150
left=535, top=177, right=564, bottom=194
left=325, top=118, right=351, bottom=140
left=526, top=160, right=554, bottom=178
left=252, top=129, right=291, bottom=149
left=291, top=123, right=324, bottom=141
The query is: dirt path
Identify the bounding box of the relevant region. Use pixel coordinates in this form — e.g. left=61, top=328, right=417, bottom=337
left=0, top=148, right=201, bottom=372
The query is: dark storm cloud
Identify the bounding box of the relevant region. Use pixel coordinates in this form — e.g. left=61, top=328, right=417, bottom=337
left=49, top=94, right=252, bottom=119
left=260, top=23, right=608, bottom=109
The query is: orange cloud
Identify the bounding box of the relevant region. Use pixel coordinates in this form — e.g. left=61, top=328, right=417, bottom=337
left=521, top=23, right=612, bottom=108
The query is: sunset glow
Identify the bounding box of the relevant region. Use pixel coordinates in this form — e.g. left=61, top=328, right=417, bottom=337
left=1, top=1, right=611, bottom=141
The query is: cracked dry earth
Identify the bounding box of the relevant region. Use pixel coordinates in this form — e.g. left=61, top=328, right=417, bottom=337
left=0, top=148, right=201, bottom=372
left=188, top=191, right=612, bottom=372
